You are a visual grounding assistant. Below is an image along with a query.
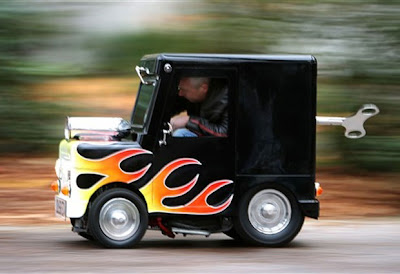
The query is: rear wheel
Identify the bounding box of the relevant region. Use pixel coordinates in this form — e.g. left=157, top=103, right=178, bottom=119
left=235, top=186, right=304, bottom=246
left=88, top=188, right=148, bottom=248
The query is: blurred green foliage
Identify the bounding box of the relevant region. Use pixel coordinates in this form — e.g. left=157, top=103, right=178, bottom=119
left=1, top=1, right=398, bottom=172
left=0, top=3, right=72, bottom=153
left=92, top=1, right=399, bottom=172
left=89, top=32, right=216, bottom=74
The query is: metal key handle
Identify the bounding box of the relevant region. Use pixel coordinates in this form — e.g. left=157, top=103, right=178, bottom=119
left=316, top=104, right=379, bottom=139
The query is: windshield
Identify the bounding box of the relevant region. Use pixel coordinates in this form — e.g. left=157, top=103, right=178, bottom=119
left=131, top=81, right=158, bottom=133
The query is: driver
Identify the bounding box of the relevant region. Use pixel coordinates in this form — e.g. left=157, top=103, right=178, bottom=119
left=170, top=77, right=228, bottom=137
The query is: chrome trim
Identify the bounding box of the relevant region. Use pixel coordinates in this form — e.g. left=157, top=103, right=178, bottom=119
left=159, top=122, right=173, bottom=146
left=135, top=66, right=159, bottom=85
left=64, top=117, right=129, bottom=140
left=248, top=189, right=291, bottom=235
left=99, top=198, right=140, bottom=241
left=164, top=63, right=172, bottom=73
left=135, top=66, right=150, bottom=84
left=171, top=227, right=211, bottom=236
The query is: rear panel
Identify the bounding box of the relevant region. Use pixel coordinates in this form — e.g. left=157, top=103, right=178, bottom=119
left=236, top=60, right=316, bottom=176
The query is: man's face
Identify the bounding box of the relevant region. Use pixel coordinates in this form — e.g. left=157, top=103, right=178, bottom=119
left=178, top=78, right=208, bottom=103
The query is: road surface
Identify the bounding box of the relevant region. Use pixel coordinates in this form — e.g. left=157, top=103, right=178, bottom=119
left=0, top=219, right=399, bottom=273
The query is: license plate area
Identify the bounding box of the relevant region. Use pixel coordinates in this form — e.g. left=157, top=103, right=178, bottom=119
left=55, top=196, right=66, bottom=219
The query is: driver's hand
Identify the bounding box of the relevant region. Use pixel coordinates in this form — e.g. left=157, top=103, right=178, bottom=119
left=171, top=115, right=189, bottom=131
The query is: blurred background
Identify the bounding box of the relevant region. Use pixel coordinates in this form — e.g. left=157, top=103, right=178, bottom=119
left=0, top=0, right=399, bottom=223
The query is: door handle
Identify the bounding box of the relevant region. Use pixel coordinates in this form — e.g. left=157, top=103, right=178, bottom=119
left=159, top=122, right=173, bottom=146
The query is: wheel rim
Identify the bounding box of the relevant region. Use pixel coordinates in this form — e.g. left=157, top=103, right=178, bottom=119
left=99, top=198, right=140, bottom=241
left=248, top=189, right=292, bottom=235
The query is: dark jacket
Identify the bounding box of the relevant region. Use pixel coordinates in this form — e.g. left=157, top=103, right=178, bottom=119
left=185, top=79, right=228, bottom=137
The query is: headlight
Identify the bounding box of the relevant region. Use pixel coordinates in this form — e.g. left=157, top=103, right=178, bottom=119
left=55, top=159, right=61, bottom=178
left=64, top=117, right=71, bottom=140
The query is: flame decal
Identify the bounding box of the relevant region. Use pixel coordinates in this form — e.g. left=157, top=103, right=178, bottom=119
left=76, top=148, right=152, bottom=200
left=140, top=158, right=233, bottom=214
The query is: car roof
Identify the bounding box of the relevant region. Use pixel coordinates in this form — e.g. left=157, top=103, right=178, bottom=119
left=145, top=53, right=316, bottom=63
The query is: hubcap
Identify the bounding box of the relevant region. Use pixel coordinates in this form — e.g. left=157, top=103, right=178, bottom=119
left=248, top=189, right=291, bottom=235
left=99, top=198, right=140, bottom=241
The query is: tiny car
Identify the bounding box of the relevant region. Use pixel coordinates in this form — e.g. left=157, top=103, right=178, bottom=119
left=52, top=54, right=379, bottom=248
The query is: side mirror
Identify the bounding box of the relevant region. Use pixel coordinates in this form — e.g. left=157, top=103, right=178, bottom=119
left=316, top=104, right=379, bottom=139
left=159, top=122, right=173, bottom=146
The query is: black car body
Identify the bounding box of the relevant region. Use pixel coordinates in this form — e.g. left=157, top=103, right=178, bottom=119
left=54, top=54, right=325, bottom=248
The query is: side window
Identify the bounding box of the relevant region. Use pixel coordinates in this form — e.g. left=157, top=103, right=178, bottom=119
left=169, top=76, right=229, bottom=138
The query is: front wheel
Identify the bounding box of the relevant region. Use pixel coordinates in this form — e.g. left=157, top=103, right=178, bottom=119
left=235, top=186, right=304, bottom=247
left=88, top=188, right=148, bottom=248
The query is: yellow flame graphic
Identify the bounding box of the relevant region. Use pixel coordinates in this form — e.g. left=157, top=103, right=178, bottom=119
left=140, top=158, right=233, bottom=214
left=76, top=148, right=152, bottom=200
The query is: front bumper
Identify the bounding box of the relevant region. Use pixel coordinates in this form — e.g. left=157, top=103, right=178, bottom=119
left=53, top=140, right=91, bottom=219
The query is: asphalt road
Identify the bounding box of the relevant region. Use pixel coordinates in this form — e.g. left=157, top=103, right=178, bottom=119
left=0, top=219, right=399, bottom=273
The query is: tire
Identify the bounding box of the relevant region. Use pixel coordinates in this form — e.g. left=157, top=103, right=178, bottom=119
left=234, top=185, right=304, bottom=247
left=88, top=188, right=148, bottom=248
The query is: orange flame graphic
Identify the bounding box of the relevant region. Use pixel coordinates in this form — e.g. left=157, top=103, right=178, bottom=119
left=76, top=147, right=152, bottom=199
left=140, top=158, right=233, bottom=214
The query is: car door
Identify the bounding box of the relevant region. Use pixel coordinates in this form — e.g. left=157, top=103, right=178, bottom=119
left=142, top=66, right=237, bottom=215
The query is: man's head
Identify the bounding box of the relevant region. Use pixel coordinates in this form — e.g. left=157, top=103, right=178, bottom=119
left=178, top=77, right=209, bottom=103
